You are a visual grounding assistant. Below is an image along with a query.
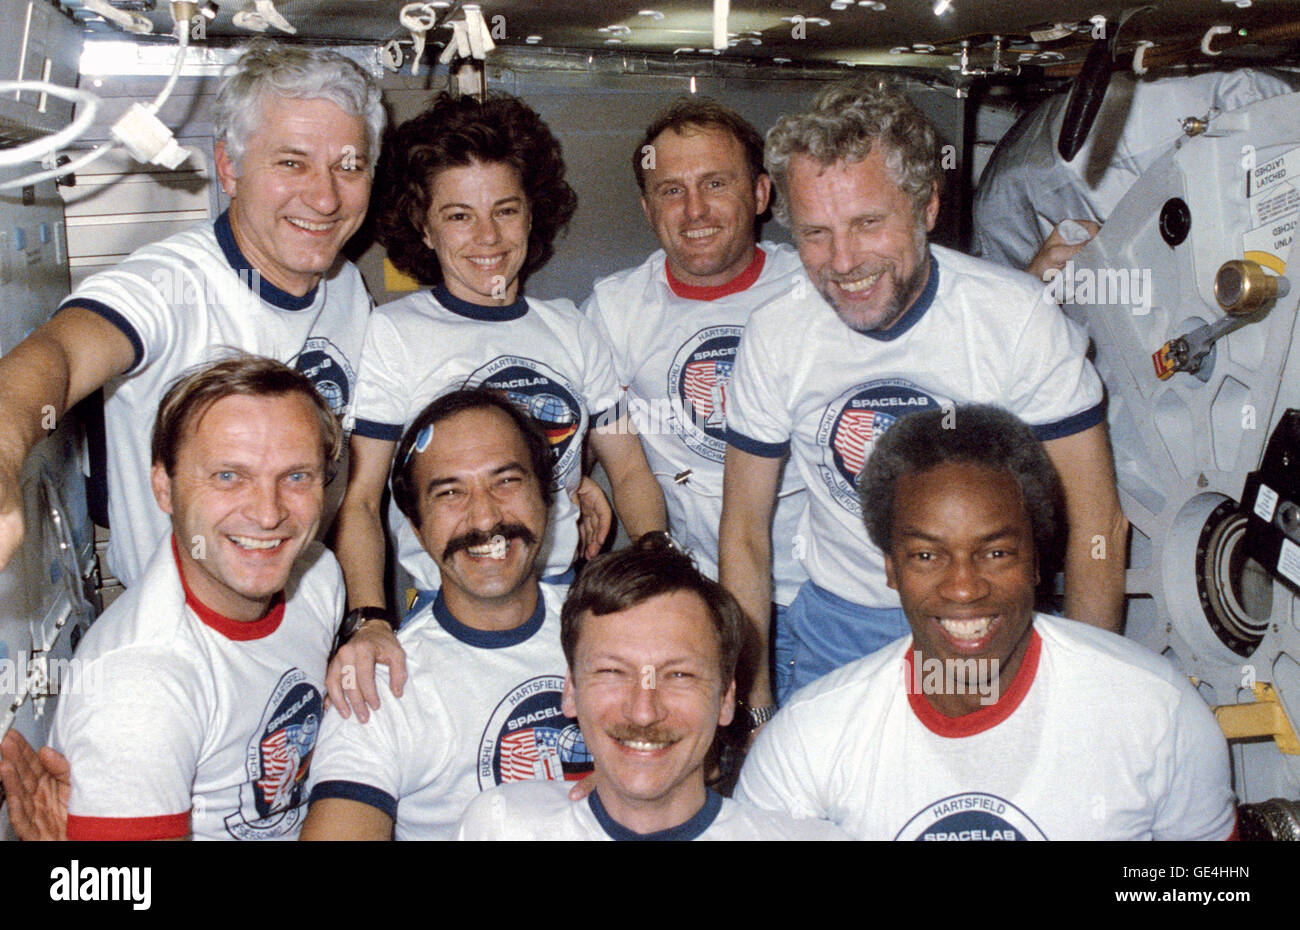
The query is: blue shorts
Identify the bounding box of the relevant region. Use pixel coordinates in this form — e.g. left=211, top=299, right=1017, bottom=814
left=780, top=580, right=909, bottom=702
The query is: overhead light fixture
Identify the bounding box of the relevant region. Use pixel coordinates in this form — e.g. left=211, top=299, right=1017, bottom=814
left=933, top=0, right=952, bottom=14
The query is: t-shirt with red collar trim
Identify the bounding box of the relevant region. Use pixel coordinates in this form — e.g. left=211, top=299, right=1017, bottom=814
left=170, top=535, right=285, bottom=641
left=665, top=246, right=766, bottom=301
left=52, top=534, right=342, bottom=840
left=584, top=241, right=811, bottom=605
left=736, top=614, right=1237, bottom=840
left=904, top=629, right=1042, bottom=738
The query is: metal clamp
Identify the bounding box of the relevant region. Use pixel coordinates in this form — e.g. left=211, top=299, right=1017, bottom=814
left=1201, top=24, right=1231, bottom=55
left=1132, top=40, right=1154, bottom=75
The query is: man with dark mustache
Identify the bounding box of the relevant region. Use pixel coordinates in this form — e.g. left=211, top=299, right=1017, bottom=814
left=300, top=389, right=592, bottom=840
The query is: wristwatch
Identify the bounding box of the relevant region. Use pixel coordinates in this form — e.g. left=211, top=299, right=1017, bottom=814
left=336, top=606, right=397, bottom=646
left=745, top=704, right=778, bottom=728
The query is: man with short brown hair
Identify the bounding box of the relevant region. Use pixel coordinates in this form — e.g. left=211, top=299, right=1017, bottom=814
left=586, top=98, right=810, bottom=726
left=457, top=535, right=845, bottom=840
left=35, top=355, right=344, bottom=840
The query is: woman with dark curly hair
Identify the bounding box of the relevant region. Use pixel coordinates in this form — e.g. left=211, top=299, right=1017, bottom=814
left=333, top=92, right=666, bottom=650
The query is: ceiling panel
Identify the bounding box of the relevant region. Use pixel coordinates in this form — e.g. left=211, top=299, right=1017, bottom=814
left=58, top=0, right=1300, bottom=76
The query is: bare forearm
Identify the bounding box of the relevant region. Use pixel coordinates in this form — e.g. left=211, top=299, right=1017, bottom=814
left=333, top=500, right=389, bottom=611
left=607, top=470, right=666, bottom=539
left=591, top=427, right=666, bottom=539
left=719, top=520, right=774, bottom=704
left=1063, top=511, right=1128, bottom=633
left=719, top=447, right=783, bottom=707
left=0, top=333, right=75, bottom=477
left=300, top=799, right=392, bottom=840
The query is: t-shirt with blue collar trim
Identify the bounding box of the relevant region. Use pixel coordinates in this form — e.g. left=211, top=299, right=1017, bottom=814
left=725, top=243, right=1106, bottom=609
left=56, top=209, right=369, bottom=586
left=307, top=580, right=592, bottom=840
left=587, top=787, right=723, bottom=841
left=351, top=283, right=622, bottom=592
left=455, top=778, right=849, bottom=840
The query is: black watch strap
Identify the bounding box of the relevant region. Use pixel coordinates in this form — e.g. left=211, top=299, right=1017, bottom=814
left=337, top=606, right=397, bottom=645
left=745, top=704, right=778, bottom=729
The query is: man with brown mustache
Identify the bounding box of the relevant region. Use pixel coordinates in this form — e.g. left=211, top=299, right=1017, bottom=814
left=3, top=386, right=579, bottom=842
left=457, top=535, right=845, bottom=840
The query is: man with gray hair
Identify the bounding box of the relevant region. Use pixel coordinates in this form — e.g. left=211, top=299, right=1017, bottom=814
left=719, top=79, right=1127, bottom=708
left=0, top=40, right=384, bottom=588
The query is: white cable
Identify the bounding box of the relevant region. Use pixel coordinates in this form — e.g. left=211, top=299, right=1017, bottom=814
left=399, top=2, right=436, bottom=75
left=0, top=144, right=114, bottom=191
left=0, top=24, right=190, bottom=189
left=712, top=0, right=729, bottom=51
left=1201, top=24, right=1231, bottom=56
left=148, top=26, right=190, bottom=114
left=464, top=4, right=493, bottom=58
left=439, top=20, right=470, bottom=63
left=0, top=82, right=100, bottom=167
left=255, top=0, right=296, bottom=34
left=1132, top=40, right=1154, bottom=75
left=81, top=0, right=153, bottom=34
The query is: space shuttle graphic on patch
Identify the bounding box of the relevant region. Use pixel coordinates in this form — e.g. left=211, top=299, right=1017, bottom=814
left=682, top=357, right=733, bottom=429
